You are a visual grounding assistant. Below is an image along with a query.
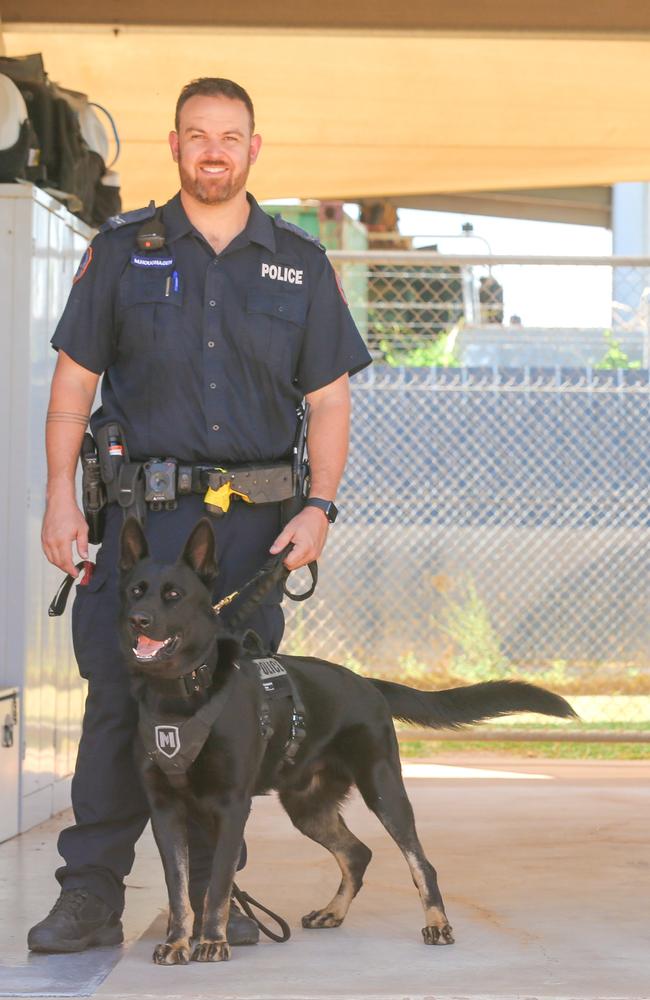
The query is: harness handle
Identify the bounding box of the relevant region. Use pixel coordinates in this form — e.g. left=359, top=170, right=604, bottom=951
left=231, top=882, right=291, bottom=943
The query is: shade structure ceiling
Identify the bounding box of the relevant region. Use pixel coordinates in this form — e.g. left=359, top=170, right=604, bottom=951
left=3, top=14, right=650, bottom=211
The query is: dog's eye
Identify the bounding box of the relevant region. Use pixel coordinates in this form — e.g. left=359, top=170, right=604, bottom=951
left=131, top=584, right=145, bottom=598
left=163, top=588, right=181, bottom=602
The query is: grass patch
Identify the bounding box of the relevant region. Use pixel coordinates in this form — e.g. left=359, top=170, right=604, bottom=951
left=398, top=737, right=650, bottom=760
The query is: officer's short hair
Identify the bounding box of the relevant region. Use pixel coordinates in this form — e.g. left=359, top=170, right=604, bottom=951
left=175, top=78, right=256, bottom=133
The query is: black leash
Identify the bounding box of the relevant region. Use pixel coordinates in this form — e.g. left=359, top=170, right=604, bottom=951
left=48, top=561, right=91, bottom=617
left=232, top=882, right=291, bottom=943
left=215, top=544, right=317, bottom=630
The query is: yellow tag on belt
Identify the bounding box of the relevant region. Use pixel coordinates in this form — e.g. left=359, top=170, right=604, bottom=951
left=204, top=481, right=253, bottom=514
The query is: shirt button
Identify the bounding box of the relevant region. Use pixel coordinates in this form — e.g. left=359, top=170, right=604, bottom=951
left=207, top=340, right=215, bottom=348
left=209, top=300, right=216, bottom=307
left=212, top=424, right=220, bottom=431
left=209, top=382, right=216, bottom=389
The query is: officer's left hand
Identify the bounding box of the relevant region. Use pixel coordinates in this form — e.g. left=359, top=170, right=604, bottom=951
left=270, top=507, right=329, bottom=570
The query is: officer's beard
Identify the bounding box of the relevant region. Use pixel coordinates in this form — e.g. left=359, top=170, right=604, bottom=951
left=178, top=154, right=250, bottom=205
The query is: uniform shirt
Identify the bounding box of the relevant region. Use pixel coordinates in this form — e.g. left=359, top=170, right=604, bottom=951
left=51, top=193, right=372, bottom=463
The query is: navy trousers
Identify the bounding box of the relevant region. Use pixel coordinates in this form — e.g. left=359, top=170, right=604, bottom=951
left=56, top=497, right=284, bottom=915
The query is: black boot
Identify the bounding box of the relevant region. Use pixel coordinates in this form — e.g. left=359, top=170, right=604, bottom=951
left=227, top=898, right=260, bottom=945
left=191, top=895, right=260, bottom=945
left=27, top=889, right=123, bottom=953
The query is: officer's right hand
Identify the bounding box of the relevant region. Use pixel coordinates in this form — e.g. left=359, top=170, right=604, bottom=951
left=42, top=493, right=89, bottom=577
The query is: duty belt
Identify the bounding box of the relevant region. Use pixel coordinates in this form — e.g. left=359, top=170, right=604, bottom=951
left=176, top=461, right=295, bottom=515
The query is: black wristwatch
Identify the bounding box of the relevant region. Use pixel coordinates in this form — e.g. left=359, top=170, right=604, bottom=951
left=305, top=497, right=338, bottom=523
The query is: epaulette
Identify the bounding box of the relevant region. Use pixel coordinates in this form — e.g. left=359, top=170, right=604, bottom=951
left=99, top=200, right=157, bottom=233
left=273, top=214, right=326, bottom=252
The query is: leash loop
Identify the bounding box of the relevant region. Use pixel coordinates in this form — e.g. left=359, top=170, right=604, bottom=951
left=231, top=882, right=291, bottom=943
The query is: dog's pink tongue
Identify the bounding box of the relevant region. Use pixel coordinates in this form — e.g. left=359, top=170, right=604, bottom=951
left=136, top=635, right=165, bottom=655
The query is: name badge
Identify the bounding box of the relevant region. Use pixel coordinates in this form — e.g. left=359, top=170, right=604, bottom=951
left=131, top=253, right=175, bottom=269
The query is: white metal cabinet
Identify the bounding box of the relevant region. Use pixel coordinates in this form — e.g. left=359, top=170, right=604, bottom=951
left=0, top=184, right=93, bottom=836
left=0, top=689, right=19, bottom=842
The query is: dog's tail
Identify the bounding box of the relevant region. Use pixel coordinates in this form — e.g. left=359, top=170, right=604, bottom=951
left=369, top=678, right=577, bottom=729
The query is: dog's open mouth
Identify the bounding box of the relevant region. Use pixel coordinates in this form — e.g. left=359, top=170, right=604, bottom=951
left=132, top=634, right=181, bottom=662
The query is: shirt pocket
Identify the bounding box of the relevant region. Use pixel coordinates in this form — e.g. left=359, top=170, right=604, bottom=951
left=119, top=274, right=184, bottom=355
left=244, top=289, right=307, bottom=374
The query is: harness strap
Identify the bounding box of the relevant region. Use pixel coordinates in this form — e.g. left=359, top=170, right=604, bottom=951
left=244, top=632, right=308, bottom=766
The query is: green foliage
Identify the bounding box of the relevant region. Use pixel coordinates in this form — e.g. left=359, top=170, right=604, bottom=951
left=435, top=579, right=507, bottom=681
left=595, top=329, right=641, bottom=370
left=379, top=325, right=461, bottom=368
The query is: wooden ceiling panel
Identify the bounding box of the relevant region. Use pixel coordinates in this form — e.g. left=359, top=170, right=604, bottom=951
left=3, top=28, right=650, bottom=207
left=6, top=1, right=650, bottom=34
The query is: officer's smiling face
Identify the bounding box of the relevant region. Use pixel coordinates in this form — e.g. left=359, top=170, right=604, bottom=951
left=169, top=94, right=261, bottom=206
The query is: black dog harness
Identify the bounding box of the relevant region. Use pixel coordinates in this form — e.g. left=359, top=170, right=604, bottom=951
left=138, top=666, right=239, bottom=788
left=138, top=640, right=306, bottom=789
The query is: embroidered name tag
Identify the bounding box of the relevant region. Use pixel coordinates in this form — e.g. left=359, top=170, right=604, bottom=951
left=131, top=253, right=175, bottom=268
left=261, top=263, right=304, bottom=285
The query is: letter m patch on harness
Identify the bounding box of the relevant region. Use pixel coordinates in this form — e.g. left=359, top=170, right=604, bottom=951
left=155, top=725, right=180, bottom=758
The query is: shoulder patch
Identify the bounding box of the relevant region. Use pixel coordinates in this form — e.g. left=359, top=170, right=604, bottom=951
left=72, top=246, right=93, bottom=285
left=273, top=214, right=326, bottom=252
left=99, top=200, right=156, bottom=233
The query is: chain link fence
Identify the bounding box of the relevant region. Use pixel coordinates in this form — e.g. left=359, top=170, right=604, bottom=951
left=329, top=252, right=650, bottom=368
left=284, top=255, right=650, bottom=736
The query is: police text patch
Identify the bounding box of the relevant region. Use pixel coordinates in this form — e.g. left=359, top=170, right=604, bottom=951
left=261, top=263, right=303, bottom=285
left=254, top=657, right=288, bottom=679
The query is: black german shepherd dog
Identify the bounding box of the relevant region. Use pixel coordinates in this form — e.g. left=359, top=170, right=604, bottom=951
left=119, top=517, right=576, bottom=965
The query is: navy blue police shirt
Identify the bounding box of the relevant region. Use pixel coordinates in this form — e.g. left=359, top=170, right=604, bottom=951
left=51, top=193, right=372, bottom=463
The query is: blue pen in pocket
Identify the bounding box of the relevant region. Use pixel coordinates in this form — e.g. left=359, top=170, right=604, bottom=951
left=172, top=270, right=180, bottom=294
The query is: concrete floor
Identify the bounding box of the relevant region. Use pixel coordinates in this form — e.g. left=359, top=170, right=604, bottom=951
left=1, top=756, right=648, bottom=1000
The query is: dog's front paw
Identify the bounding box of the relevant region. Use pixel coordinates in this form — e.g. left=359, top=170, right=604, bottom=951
left=153, top=940, right=191, bottom=964
left=302, top=909, right=344, bottom=929
left=422, top=923, right=454, bottom=945
left=191, top=939, right=231, bottom=962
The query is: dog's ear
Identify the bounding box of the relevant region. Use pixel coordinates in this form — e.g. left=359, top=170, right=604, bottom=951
left=119, top=517, right=149, bottom=573
left=181, top=518, right=218, bottom=586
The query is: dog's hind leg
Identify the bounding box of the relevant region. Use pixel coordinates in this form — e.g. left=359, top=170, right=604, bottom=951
left=354, top=754, right=454, bottom=946
left=280, top=772, right=372, bottom=929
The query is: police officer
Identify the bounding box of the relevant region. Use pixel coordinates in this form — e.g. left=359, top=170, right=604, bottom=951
left=29, top=77, right=371, bottom=953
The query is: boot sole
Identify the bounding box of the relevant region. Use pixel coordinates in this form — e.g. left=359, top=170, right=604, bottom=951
left=28, top=924, right=124, bottom=953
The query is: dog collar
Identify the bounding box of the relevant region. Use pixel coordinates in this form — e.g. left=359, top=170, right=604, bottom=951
left=146, top=637, right=219, bottom=700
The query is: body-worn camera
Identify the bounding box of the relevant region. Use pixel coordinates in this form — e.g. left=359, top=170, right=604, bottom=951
left=143, top=458, right=177, bottom=508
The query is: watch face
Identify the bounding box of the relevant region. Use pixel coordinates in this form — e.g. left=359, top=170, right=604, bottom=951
left=326, top=502, right=338, bottom=524
left=307, top=498, right=338, bottom=523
